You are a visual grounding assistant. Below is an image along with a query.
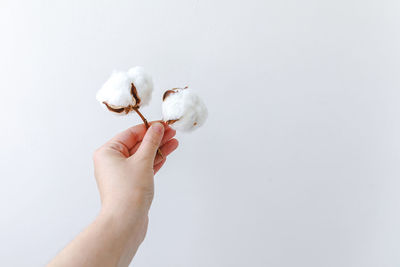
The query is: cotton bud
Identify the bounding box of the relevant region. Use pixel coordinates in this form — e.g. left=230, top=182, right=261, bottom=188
left=162, top=87, right=208, bottom=132
left=96, top=66, right=153, bottom=114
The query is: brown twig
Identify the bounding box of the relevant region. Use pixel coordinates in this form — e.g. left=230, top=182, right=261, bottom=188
left=133, top=107, right=149, bottom=129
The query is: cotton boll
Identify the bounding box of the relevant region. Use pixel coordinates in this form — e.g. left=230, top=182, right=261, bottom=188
left=96, top=66, right=154, bottom=114
left=162, top=88, right=208, bottom=132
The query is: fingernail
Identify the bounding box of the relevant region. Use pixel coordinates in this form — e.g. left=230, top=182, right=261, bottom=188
left=151, top=122, right=164, bottom=134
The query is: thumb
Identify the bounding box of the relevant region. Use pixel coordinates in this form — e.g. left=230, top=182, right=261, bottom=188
left=136, top=122, right=165, bottom=162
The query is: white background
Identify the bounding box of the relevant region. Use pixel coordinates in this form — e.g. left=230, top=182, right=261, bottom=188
left=1, top=0, right=399, bottom=266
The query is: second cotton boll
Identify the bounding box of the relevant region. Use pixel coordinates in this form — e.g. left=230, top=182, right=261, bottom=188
left=162, top=87, right=208, bottom=132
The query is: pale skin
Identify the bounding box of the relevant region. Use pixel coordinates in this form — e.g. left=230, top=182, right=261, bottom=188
left=47, top=122, right=179, bottom=267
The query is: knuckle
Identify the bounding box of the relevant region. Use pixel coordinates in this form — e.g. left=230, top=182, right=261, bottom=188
left=108, top=141, right=126, bottom=154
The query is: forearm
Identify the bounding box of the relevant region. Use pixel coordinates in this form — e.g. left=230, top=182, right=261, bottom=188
left=47, top=208, right=148, bottom=267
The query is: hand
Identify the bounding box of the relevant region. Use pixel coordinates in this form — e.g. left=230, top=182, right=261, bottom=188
left=94, top=122, right=179, bottom=265
left=94, top=122, right=179, bottom=215
left=47, top=122, right=178, bottom=267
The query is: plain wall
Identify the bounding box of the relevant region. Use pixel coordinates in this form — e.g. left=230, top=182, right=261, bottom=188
left=0, top=0, right=399, bottom=266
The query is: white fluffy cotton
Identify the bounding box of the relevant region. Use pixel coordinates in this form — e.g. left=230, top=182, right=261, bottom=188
left=162, top=88, right=208, bottom=132
left=127, top=66, right=153, bottom=107
left=96, top=66, right=153, bottom=111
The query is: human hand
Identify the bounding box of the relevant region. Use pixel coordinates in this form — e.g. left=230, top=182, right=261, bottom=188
left=93, top=121, right=178, bottom=218
left=47, top=122, right=178, bottom=267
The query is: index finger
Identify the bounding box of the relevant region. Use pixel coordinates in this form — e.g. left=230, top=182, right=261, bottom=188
left=106, top=121, right=168, bottom=150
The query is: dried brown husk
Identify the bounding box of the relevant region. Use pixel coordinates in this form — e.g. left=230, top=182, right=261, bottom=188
left=166, top=119, right=179, bottom=125
left=162, top=86, right=188, bottom=101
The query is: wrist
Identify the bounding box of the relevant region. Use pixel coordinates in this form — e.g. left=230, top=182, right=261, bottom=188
left=99, top=203, right=148, bottom=228
left=97, top=206, right=148, bottom=245
left=101, top=190, right=153, bottom=218
left=94, top=207, right=149, bottom=265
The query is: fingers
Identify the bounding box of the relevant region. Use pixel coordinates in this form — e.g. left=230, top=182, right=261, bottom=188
left=104, top=121, right=172, bottom=157
left=153, top=138, right=179, bottom=166
left=135, top=122, right=165, bottom=162
left=160, top=127, right=177, bottom=147
left=154, top=158, right=166, bottom=174
left=106, top=124, right=147, bottom=152
left=152, top=138, right=179, bottom=174
left=129, top=126, right=176, bottom=156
